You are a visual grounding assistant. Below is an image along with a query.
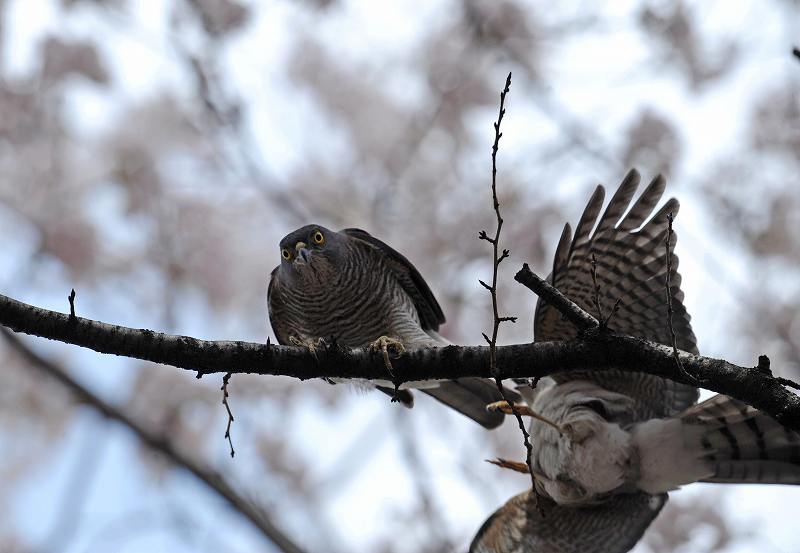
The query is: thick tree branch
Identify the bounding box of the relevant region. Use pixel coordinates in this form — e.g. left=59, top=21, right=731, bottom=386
left=0, top=328, right=308, bottom=553
left=1, top=281, right=799, bottom=431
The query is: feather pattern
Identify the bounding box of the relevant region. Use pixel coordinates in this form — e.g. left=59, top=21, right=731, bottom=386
left=533, top=169, right=698, bottom=419
left=268, top=226, right=437, bottom=348
left=683, top=395, right=800, bottom=485
left=470, top=492, right=667, bottom=553
left=339, top=228, right=445, bottom=331
left=267, top=224, right=511, bottom=428
left=473, top=170, right=800, bottom=553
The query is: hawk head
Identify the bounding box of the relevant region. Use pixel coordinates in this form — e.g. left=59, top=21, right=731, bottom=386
left=276, top=224, right=345, bottom=283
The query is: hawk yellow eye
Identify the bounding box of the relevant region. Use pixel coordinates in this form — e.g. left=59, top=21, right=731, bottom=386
left=281, top=248, right=291, bottom=260
left=312, top=231, right=325, bottom=245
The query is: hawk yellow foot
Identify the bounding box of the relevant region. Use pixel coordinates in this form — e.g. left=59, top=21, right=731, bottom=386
left=289, top=336, right=326, bottom=357
left=486, top=400, right=568, bottom=437
left=369, top=335, right=406, bottom=376
left=486, top=400, right=537, bottom=416
left=488, top=458, right=531, bottom=474
left=487, top=458, right=551, bottom=483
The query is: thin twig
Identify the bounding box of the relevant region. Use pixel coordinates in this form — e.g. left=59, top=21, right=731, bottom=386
left=590, top=254, right=623, bottom=329
left=665, top=213, right=696, bottom=384
left=603, top=297, right=623, bottom=329
left=221, top=372, right=236, bottom=458
left=589, top=254, right=604, bottom=323
left=68, top=289, right=76, bottom=319
left=481, top=72, right=535, bottom=491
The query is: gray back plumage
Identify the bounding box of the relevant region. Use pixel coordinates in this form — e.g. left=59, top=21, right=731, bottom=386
left=533, top=169, right=698, bottom=419
left=470, top=491, right=667, bottom=553
left=340, top=228, right=445, bottom=331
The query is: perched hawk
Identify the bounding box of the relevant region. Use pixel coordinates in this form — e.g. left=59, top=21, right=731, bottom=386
left=268, top=224, right=516, bottom=428
left=471, top=170, right=800, bottom=553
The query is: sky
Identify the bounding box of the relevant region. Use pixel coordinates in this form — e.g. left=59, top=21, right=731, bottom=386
left=2, top=0, right=800, bottom=552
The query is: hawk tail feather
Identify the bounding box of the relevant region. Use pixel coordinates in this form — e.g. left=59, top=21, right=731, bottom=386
left=422, top=378, right=520, bottom=429
left=633, top=394, right=800, bottom=492
left=685, top=394, right=800, bottom=485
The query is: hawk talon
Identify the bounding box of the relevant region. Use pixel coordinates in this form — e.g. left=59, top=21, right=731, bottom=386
left=486, top=400, right=569, bottom=437
left=370, top=335, right=406, bottom=377
left=289, top=336, right=326, bottom=358
left=486, top=400, right=537, bottom=416
left=487, top=458, right=550, bottom=482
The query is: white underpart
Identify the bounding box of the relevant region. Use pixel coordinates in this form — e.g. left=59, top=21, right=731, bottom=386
left=528, top=380, right=636, bottom=504
left=526, top=379, right=713, bottom=504
left=632, top=418, right=713, bottom=492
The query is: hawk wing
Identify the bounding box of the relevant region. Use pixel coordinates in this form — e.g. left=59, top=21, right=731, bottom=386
left=342, top=228, right=516, bottom=427
left=533, top=169, right=698, bottom=416
left=267, top=266, right=293, bottom=345
left=340, top=228, right=445, bottom=331
left=470, top=491, right=667, bottom=553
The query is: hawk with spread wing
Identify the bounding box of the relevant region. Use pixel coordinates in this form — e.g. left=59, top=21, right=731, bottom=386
left=471, top=170, right=800, bottom=553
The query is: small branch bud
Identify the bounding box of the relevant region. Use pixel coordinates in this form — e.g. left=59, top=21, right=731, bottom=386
left=68, top=289, right=77, bottom=320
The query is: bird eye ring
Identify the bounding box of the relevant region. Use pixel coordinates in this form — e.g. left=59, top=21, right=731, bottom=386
left=281, top=248, right=291, bottom=260
left=312, top=231, right=325, bottom=245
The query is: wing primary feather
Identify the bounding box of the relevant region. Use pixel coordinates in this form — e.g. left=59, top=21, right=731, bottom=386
left=594, top=169, right=640, bottom=235
left=567, top=185, right=605, bottom=260
left=552, top=222, right=572, bottom=284
left=619, top=174, right=667, bottom=231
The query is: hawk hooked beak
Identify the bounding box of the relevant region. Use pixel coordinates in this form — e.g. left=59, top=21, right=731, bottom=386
left=295, top=241, right=310, bottom=263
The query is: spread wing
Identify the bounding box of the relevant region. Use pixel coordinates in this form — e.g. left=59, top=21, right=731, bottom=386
left=341, top=228, right=445, bottom=331
left=533, top=169, right=698, bottom=414
left=470, top=491, right=667, bottom=553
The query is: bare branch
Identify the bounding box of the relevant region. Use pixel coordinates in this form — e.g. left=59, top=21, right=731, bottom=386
left=0, top=327, right=308, bottom=553
left=221, top=372, right=236, bottom=458
left=482, top=72, right=535, bottom=490
left=3, top=286, right=800, bottom=433
left=513, top=263, right=599, bottom=331
left=665, top=212, right=697, bottom=384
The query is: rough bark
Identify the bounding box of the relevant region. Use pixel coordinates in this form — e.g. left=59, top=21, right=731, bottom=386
left=1, top=265, right=798, bottom=432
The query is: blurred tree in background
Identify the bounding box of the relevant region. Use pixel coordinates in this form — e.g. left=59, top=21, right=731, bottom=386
left=0, top=1, right=798, bottom=552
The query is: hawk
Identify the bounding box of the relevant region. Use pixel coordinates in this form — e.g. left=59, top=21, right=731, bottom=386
left=470, top=169, right=800, bottom=553
left=268, top=224, right=516, bottom=428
